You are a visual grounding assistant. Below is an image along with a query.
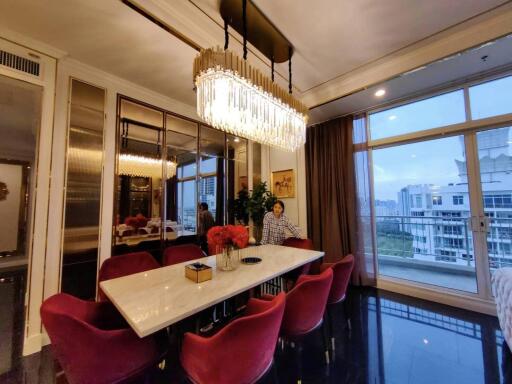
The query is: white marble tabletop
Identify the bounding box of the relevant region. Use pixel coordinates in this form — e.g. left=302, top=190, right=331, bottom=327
left=100, top=244, right=324, bottom=337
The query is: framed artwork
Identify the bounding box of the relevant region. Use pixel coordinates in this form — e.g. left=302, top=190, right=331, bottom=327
left=271, top=169, right=295, bottom=198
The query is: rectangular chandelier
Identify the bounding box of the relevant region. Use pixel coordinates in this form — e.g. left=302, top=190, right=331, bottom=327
left=194, top=48, right=308, bottom=151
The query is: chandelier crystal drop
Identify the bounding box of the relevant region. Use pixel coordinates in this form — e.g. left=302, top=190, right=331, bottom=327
left=194, top=48, right=308, bottom=151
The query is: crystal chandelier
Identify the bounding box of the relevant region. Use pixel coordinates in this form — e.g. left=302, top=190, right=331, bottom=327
left=118, top=154, right=176, bottom=179
left=193, top=1, right=307, bottom=152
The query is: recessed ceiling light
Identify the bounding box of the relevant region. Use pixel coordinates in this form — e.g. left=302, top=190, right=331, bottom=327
left=388, top=115, right=397, bottom=121
left=375, top=89, right=386, bottom=97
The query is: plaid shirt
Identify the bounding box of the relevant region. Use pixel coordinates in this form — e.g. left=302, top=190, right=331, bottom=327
left=261, top=212, right=301, bottom=245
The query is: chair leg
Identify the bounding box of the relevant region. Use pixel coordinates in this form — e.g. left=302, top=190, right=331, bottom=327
left=343, top=299, right=351, bottom=332
left=321, top=321, right=330, bottom=364
left=271, top=361, right=279, bottom=384
left=326, top=307, right=335, bottom=351
left=296, top=340, right=303, bottom=384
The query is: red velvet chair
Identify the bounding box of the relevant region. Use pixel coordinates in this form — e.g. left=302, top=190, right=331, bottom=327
left=162, top=244, right=206, bottom=266
left=97, top=252, right=160, bottom=301
left=41, top=293, right=163, bottom=384
left=320, top=254, right=355, bottom=351
left=263, top=268, right=333, bottom=381
left=282, top=237, right=314, bottom=274
left=180, top=292, right=286, bottom=384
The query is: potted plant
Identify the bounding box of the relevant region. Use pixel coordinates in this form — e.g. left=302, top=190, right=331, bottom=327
left=247, top=182, right=277, bottom=243
left=233, top=188, right=249, bottom=225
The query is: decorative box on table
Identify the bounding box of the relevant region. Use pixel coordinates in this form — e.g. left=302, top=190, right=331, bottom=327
left=185, top=262, right=212, bottom=283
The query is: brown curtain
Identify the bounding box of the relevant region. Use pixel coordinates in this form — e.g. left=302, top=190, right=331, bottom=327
left=306, top=116, right=376, bottom=286
left=306, top=116, right=356, bottom=262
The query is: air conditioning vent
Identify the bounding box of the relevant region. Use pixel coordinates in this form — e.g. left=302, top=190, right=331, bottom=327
left=0, top=50, right=40, bottom=76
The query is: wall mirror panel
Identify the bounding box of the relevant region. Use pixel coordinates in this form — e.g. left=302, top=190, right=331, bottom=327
left=114, top=99, right=164, bottom=255
left=227, top=134, right=248, bottom=224
left=113, top=97, right=248, bottom=258
left=61, top=79, right=105, bottom=299
left=166, top=115, right=198, bottom=238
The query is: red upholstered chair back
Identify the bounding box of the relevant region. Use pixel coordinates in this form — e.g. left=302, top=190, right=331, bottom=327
left=326, top=254, right=354, bottom=304
left=41, top=293, right=159, bottom=384
left=282, top=238, right=315, bottom=274
left=180, top=293, right=286, bottom=384
left=97, top=252, right=160, bottom=301
left=281, top=268, right=333, bottom=336
left=163, top=244, right=206, bottom=266
left=282, top=237, right=314, bottom=250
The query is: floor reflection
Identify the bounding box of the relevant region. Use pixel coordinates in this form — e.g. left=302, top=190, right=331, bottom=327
left=2, top=279, right=510, bottom=383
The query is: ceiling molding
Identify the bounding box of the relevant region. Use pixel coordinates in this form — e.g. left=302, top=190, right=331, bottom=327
left=303, top=2, right=512, bottom=109
left=0, top=25, right=67, bottom=59
left=59, top=57, right=199, bottom=121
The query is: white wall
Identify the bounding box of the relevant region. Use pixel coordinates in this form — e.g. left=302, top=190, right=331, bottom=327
left=261, top=145, right=308, bottom=237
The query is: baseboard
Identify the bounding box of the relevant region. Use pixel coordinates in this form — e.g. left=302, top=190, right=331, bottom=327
left=377, top=277, right=497, bottom=316
left=22, top=333, right=42, bottom=356
left=22, top=331, right=50, bottom=356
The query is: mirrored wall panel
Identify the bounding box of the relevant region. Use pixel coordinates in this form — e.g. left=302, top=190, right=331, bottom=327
left=114, top=99, right=164, bottom=255
left=113, top=97, right=248, bottom=257
left=166, top=115, right=197, bottom=239
left=61, top=79, right=105, bottom=299
left=227, top=134, right=248, bottom=225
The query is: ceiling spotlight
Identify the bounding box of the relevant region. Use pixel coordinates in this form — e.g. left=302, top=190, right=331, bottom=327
left=388, top=115, right=397, bottom=121
left=375, top=89, right=386, bottom=97
left=234, top=137, right=240, bottom=143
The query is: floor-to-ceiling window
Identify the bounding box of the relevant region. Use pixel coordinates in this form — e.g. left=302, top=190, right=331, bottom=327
left=366, top=71, right=512, bottom=300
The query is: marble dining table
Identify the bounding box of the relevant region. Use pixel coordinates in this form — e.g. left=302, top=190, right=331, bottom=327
left=100, top=244, right=324, bottom=337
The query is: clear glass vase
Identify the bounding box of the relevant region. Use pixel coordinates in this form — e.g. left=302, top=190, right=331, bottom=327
left=216, top=245, right=239, bottom=271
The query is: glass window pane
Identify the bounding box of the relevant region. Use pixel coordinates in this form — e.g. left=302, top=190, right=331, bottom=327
left=181, top=162, right=197, bottom=178
left=200, top=156, right=217, bottom=174
left=369, top=90, right=466, bottom=140
left=177, top=180, right=196, bottom=232
left=476, top=127, right=512, bottom=280
left=199, top=176, right=217, bottom=218
left=470, top=76, right=512, bottom=120
left=372, top=135, right=477, bottom=292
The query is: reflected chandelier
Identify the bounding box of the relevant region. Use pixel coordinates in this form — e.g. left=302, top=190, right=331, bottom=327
left=119, top=154, right=176, bottom=179
left=193, top=2, right=307, bottom=151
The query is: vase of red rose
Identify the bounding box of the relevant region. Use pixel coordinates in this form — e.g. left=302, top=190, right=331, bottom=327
left=207, top=225, right=249, bottom=271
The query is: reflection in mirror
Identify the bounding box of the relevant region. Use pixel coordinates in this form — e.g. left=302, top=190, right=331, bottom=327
left=61, top=79, right=105, bottom=300
left=166, top=115, right=198, bottom=239
left=200, top=126, right=225, bottom=225
left=252, top=142, right=262, bottom=187
left=114, top=99, right=164, bottom=254
left=227, top=135, right=248, bottom=225
left=0, top=74, right=41, bottom=375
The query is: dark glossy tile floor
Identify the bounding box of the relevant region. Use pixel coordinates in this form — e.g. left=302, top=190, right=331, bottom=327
left=2, top=270, right=511, bottom=383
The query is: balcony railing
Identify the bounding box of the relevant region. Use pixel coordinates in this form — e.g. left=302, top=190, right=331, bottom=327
left=376, top=215, right=512, bottom=269
left=375, top=214, right=512, bottom=292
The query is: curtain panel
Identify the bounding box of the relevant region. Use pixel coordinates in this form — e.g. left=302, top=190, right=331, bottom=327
left=306, top=115, right=375, bottom=285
